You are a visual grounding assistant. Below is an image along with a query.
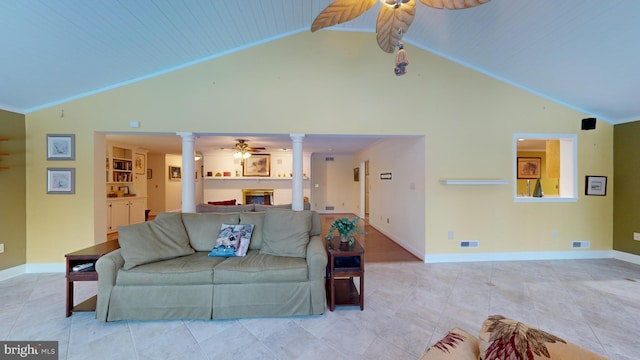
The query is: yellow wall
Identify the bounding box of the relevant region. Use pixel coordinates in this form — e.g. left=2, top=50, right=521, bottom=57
left=24, top=31, right=613, bottom=264
left=0, top=110, right=26, bottom=270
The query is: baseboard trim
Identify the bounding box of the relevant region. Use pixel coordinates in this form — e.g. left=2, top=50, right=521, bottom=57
left=0, top=264, right=26, bottom=282
left=612, top=250, right=640, bottom=265
left=424, top=250, right=613, bottom=263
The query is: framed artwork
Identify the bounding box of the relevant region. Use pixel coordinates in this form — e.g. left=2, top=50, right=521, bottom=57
left=47, top=168, right=75, bottom=194
left=46, top=134, right=75, bottom=160
left=169, top=166, right=181, bottom=180
left=585, top=176, right=607, bottom=196
left=243, top=154, right=270, bottom=177
left=147, top=169, right=152, bottom=179
left=135, top=153, right=146, bottom=174
left=354, top=167, right=360, bottom=182
left=118, top=185, right=129, bottom=195
left=517, top=157, right=541, bottom=179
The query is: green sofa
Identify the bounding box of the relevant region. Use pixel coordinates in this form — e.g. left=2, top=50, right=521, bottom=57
left=95, top=208, right=327, bottom=322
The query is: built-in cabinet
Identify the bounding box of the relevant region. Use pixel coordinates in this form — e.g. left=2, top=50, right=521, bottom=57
left=106, top=197, right=146, bottom=233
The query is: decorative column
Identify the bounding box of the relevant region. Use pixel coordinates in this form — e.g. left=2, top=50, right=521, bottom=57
left=290, top=134, right=305, bottom=211
left=177, top=132, right=196, bottom=213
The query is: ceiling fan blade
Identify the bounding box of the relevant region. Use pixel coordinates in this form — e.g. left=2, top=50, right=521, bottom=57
left=311, top=0, right=377, bottom=32
left=419, top=0, right=490, bottom=10
left=376, top=0, right=416, bottom=53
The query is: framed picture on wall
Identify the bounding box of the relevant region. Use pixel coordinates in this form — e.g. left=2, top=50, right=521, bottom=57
left=169, top=166, right=181, bottom=180
left=135, top=153, right=146, bottom=174
left=46, top=134, right=75, bottom=160
left=46, top=168, right=75, bottom=194
left=243, top=154, right=270, bottom=177
left=517, top=157, right=541, bottom=179
left=585, top=176, right=607, bottom=196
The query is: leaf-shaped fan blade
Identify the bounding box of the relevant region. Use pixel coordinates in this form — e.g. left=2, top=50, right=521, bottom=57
left=311, top=0, right=377, bottom=32
left=376, top=0, right=416, bottom=53
left=419, top=0, right=490, bottom=10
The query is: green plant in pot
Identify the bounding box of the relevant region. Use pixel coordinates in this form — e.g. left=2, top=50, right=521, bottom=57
left=325, top=216, right=364, bottom=244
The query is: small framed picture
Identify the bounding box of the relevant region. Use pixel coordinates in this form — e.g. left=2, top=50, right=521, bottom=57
left=47, top=168, right=75, bottom=194
left=169, top=166, right=181, bottom=180
left=118, top=185, right=129, bottom=195
left=585, top=176, right=607, bottom=196
left=354, top=167, right=360, bottom=182
left=517, top=157, right=541, bottom=179
left=135, top=153, right=146, bottom=174
left=243, top=154, right=270, bottom=177
left=147, top=169, right=152, bottom=179
left=46, top=134, right=75, bottom=160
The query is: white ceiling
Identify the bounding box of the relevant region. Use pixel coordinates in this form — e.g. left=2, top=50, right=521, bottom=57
left=2, top=0, right=639, bottom=125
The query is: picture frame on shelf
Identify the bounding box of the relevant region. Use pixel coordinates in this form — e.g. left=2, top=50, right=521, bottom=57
left=169, top=166, right=181, bottom=180
left=47, top=168, right=75, bottom=194
left=243, top=154, right=270, bottom=177
left=517, top=157, right=541, bottom=179
left=585, top=175, right=607, bottom=196
left=46, top=134, right=75, bottom=160
left=118, top=185, right=129, bottom=195
left=135, top=153, right=146, bottom=174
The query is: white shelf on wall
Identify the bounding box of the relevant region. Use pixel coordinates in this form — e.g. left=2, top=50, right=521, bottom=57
left=439, top=179, right=509, bottom=185
left=204, top=176, right=309, bottom=180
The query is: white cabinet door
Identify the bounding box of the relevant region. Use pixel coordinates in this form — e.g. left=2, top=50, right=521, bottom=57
left=110, top=199, right=130, bottom=231
left=128, top=198, right=146, bottom=225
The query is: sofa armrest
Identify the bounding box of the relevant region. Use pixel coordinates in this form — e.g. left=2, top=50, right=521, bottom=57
left=95, top=248, right=124, bottom=321
left=306, top=235, right=327, bottom=281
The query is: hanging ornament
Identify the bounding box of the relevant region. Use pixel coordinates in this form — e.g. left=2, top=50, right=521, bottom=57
left=394, top=42, right=409, bottom=76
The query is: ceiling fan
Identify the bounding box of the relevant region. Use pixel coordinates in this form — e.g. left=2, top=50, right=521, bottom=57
left=230, top=139, right=265, bottom=159
left=311, top=0, right=490, bottom=53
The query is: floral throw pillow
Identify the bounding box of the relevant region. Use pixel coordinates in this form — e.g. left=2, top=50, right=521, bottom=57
left=208, top=223, right=254, bottom=257
left=420, top=327, right=479, bottom=360
left=479, top=315, right=607, bottom=360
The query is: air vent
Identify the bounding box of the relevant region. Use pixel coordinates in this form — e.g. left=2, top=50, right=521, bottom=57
left=325, top=206, right=335, bottom=210
left=325, top=156, right=334, bottom=161
left=460, top=240, right=479, bottom=249
left=572, top=240, right=590, bottom=249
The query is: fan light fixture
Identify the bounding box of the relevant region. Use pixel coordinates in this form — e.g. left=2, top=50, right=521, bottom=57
left=234, top=151, right=251, bottom=159
left=233, top=140, right=252, bottom=159
left=311, top=0, right=490, bottom=74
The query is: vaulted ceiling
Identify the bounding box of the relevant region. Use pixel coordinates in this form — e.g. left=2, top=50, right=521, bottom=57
left=1, top=0, right=639, bottom=124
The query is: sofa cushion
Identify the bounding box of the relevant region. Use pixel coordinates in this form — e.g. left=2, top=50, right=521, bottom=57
left=118, top=212, right=195, bottom=270
left=213, top=250, right=308, bottom=284
left=239, top=212, right=265, bottom=249
left=260, top=208, right=312, bottom=258
left=479, top=315, right=607, bottom=360
left=181, top=212, right=240, bottom=251
left=116, top=252, right=223, bottom=285
left=420, top=327, right=479, bottom=360
left=208, top=223, right=254, bottom=257
left=196, top=203, right=254, bottom=213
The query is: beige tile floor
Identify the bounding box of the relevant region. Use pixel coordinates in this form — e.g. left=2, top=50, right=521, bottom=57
left=1, top=258, right=639, bottom=359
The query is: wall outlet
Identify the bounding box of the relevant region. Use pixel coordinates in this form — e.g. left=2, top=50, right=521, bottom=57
left=634, top=232, right=640, bottom=241
left=447, top=231, right=454, bottom=240
left=0, top=243, right=4, bottom=253
left=551, top=229, right=558, bottom=238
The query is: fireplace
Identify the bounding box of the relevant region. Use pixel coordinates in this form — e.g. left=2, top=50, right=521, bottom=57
left=242, top=188, right=274, bottom=205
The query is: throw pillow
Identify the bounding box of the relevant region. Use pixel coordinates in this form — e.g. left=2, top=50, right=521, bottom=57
left=260, top=208, right=312, bottom=258
left=118, top=212, right=194, bottom=270
left=479, top=315, right=607, bottom=360
left=208, top=199, right=236, bottom=205
left=420, top=327, right=479, bottom=360
left=208, top=223, right=254, bottom=257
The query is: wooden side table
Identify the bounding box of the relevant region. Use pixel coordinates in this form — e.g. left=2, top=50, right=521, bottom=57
left=326, top=237, right=364, bottom=311
left=65, top=240, right=120, bottom=317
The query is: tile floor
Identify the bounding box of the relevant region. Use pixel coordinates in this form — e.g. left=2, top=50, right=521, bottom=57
left=1, top=258, right=639, bottom=359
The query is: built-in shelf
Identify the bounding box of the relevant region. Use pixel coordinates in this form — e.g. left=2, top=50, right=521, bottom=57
left=204, top=176, right=309, bottom=180
left=440, top=179, right=509, bottom=185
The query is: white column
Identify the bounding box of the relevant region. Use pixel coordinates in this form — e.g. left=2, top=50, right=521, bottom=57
left=290, top=134, right=305, bottom=211
left=177, top=132, right=196, bottom=213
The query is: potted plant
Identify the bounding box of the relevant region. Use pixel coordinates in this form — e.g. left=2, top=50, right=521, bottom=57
left=325, top=216, right=364, bottom=243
